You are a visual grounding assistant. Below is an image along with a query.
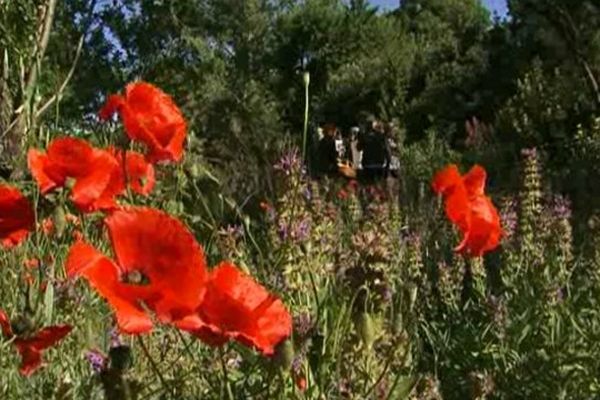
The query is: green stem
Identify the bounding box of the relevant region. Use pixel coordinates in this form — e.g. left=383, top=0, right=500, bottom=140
left=137, top=335, right=172, bottom=396
left=302, top=73, right=310, bottom=163
left=219, top=347, right=235, bottom=400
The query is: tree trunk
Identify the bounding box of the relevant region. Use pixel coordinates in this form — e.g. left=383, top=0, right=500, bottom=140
left=1, top=0, right=58, bottom=176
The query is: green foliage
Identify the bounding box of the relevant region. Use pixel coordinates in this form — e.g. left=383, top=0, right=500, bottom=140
left=2, top=0, right=600, bottom=398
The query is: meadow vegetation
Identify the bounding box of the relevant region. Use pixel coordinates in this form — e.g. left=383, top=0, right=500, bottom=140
left=0, top=0, right=599, bottom=399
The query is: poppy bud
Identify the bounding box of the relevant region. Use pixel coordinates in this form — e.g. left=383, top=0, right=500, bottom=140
left=109, top=345, right=133, bottom=372
left=409, top=283, right=420, bottom=308
left=295, top=375, right=307, bottom=392
left=355, top=312, right=375, bottom=350
left=11, top=315, right=34, bottom=336
left=166, top=200, right=183, bottom=215
left=188, top=164, right=200, bottom=178
left=53, top=205, right=67, bottom=238
left=274, top=339, right=295, bottom=370
left=64, top=177, right=77, bottom=191
left=303, top=71, right=310, bottom=87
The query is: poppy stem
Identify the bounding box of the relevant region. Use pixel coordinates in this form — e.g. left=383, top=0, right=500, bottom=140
left=302, top=71, right=310, bottom=164
left=136, top=335, right=173, bottom=396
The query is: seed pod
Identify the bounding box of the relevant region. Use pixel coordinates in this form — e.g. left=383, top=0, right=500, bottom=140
left=274, top=339, right=295, bottom=370
left=53, top=206, right=67, bottom=238
left=188, top=163, right=200, bottom=179
left=355, top=312, right=375, bottom=350
left=109, top=345, right=133, bottom=372
left=64, top=177, right=77, bottom=191
left=303, top=71, right=310, bottom=87
left=11, top=315, right=34, bottom=336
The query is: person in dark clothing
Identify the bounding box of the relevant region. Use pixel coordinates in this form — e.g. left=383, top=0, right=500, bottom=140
left=357, top=119, right=391, bottom=182
left=316, top=123, right=339, bottom=176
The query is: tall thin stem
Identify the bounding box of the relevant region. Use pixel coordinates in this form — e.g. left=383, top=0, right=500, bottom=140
left=218, top=347, right=235, bottom=400
left=302, top=72, right=310, bottom=163
left=137, top=335, right=173, bottom=396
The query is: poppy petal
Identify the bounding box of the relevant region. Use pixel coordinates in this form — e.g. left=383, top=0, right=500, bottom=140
left=29, top=138, right=125, bottom=212
left=108, top=148, right=155, bottom=196
left=0, top=185, right=35, bottom=248
left=432, top=164, right=461, bottom=195
left=0, top=309, right=12, bottom=337
left=14, top=325, right=72, bottom=376
left=27, top=150, right=57, bottom=193
left=456, top=196, right=502, bottom=256
left=174, top=315, right=229, bottom=346
left=105, top=208, right=207, bottom=322
left=70, top=150, right=120, bottom=211
left=192, top=262, right=292, bottom=355
left=22, top=325, right=72, bottom=351
left=443, top=188, right=471, bottom=233
left=46, top=137, right=94, bottom=179
left=66, top=241, right=154, bottom=334
left=463, top=165, right=487, bottom=197
left=101, top=82, right=187, bottom=163
left=99, top=94, right=125, bottom=120
left=126, top=151, right=155, bottom=195
left=90, top=149, right=128, bottom=211
left=433, top=164, right=502, bottom=257
left=14, top=346, right=43, bottom=376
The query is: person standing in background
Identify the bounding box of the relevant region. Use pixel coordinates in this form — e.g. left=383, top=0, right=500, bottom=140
left=357, top=119, right=390, bottom=182
left=316, top=123, right=339, bottom=176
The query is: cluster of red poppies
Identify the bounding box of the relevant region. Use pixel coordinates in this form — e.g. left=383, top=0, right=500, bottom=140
left=0, top=81, right=504, bottom=378
left=0, top=82, right=292, bottom=376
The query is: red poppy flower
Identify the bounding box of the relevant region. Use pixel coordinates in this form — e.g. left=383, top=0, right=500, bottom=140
left=65, top=208, right=207, bottom=334
left=0, top=184, right=35, bottom=248
left=0, top=310, right=72, bottom=376
left=432, top=164, right=503, bottom=257
left=108, top=147, right=156, bottom=195
left=99, top=82, right=187, bottom=164
left=28, top=137, right=123, bottom=212
left=176, top=262, right=292, bottom=355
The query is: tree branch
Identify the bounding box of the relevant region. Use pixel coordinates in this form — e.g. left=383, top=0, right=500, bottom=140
left=36, top=0, right=99, bottom=119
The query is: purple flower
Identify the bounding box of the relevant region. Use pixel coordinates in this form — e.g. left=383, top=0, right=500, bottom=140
left=274, top=148, right=303, bottom=176
left=302, top=185, right=313, bottom=201
left=551, top=195, right=571, bottom=220
left=401, top=231, right=421, bottom=247
left=554, top=287, right=565, bottom=303
left=85, top=350, right=107, bottom=373
left=277, top=221, right=289, bottom=241
left=109, top=327, right=122, bottom=349
left=278, top=218, right=311, bottom=243
left=291, top=355, right=303, bottom=374
left=269, top=271, right=287, bottom=292
left=500, top=198, right=518, bottom=238
left=380, top=285, right=393, bottom=303
left=293, top=218, right=311, bottom=242
left=293, top=312, right=314, bottom=338
left=521, top=147, right=538, bottom=158
left=219, top=224, right=245, bottom=239
left=226, top=353, right=242, bottom=369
